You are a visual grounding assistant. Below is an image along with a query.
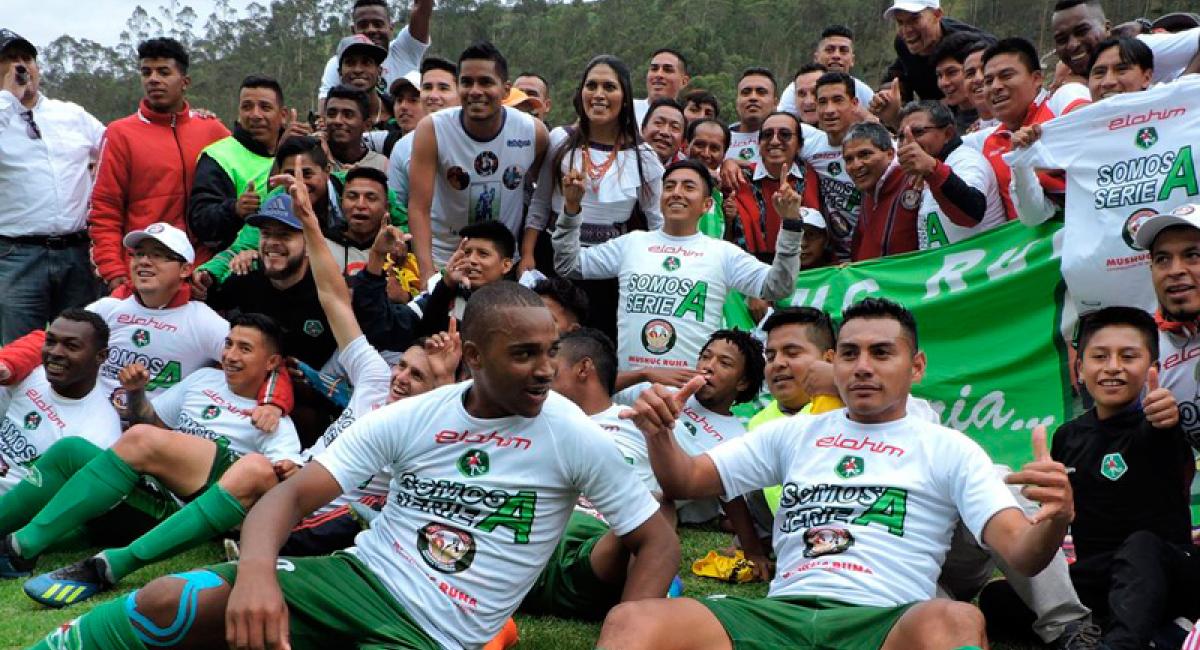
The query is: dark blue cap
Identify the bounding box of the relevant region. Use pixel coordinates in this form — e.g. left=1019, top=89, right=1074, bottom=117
left=246, top=193, right=302, bottom=231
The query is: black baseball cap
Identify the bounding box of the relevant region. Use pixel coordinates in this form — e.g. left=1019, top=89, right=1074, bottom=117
left=0, top=29, right=36, bottom=57
left=1152, top=12, right=1200, bottom=33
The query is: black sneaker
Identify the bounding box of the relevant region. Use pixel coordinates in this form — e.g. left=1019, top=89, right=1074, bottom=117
left=1056, top=621, right=1103, bottom=650
left=24, top=556, right=113, bottom=608
left=0, top=534, right=36, bottom=578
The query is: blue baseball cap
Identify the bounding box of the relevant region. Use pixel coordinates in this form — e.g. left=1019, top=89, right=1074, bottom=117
left=247, top=193, right=302, bottom=231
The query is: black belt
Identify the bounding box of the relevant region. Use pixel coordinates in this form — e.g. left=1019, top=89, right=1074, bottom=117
left=0, top=231, right=89, bottom=249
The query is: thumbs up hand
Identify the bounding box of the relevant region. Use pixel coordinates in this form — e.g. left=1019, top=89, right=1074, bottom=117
left=897, top=125, right=938, bottom=179
left=620, top=375, right=707, bottom=438
left=1005, top=425, right=1074, bottom=526
left=236, top=180, right=261, bottom=218
left=1143, top=366, right=1179, bottom=429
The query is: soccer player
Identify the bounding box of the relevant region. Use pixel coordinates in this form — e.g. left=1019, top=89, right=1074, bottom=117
left=778, top=25, right=875, bottom=115
left=316, top=0, right=432, bottom=109
left=0, top=313, right=301, bottom=586
left=408, top=41, right=549, bottom=285
left=726, top=67, right=777, bottom=164
left=597, top=297, right=1076, bottom=650
left=633, top=48, right=690, bottom=126
left=785, top=63, right=827, bottom=126
left=553, top=159, right=801, bottom=375
left=28, top=281, right=678, bottom=650
left=0, top=310, right=120, bottom=495
left=806, top=71, right=868, bottom=260
left=1050, top=0, right=1200, bottom=85
left=1085, top=36, right=1154, bottom=101
left=323, top=85, right=388, bottom=171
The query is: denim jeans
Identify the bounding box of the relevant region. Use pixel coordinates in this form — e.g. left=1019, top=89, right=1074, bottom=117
left=0, top=238, right=100, bottom=344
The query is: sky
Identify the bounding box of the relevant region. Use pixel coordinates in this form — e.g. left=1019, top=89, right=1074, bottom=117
left=11, top=1, right=258, bottom=48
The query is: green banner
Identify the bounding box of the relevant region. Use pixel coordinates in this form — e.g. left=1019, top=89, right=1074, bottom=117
left=726, top=220, right=1072, bottom=467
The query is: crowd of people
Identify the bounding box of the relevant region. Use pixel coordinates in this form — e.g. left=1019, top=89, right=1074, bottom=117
left=1, top=0, right=1199, bottom=648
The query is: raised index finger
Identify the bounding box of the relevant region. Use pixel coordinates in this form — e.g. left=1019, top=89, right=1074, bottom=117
left=673, top=375, right=707, bottom=408
left=1031, top=424, right=1051, bottom=461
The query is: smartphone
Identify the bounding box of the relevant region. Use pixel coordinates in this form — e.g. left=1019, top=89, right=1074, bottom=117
left=14, top=65, right=28, bottom=86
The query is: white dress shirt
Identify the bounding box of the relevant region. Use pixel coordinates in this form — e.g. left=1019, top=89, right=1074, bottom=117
left=0, top=90, right=104, bottom=237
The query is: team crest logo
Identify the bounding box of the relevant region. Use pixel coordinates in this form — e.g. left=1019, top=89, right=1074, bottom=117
left=682, top=420, right=697, bottom=436
left=23, top=411, right=41, bottom=430
left=1123, top=208, right=1158, bottom=250
left=662, top=256, right=681, bottom=272
left=457, top=449, right=490, bottom=477
left=1100, top=452, right=1127, bottom=481
left=132, top=328, right=151, bottom=348
left=738, top=147, right=755, bottom=160
left=201, top=405, right=221, bottom=420
left=803, top=526, right=855, bottom=557
left=641, top=319, right=677, bottom=355
left=835, top=455, right=864, bottom=479
left=302, top=319, right=325, bottom=337
left=417, top=522, right=476, bottom=573
left=901, top=189, right=921, bottom=210
left=1135, top=127, right=1158, bottom=150
left=828, top=161, right=842, bottom=176
left=474, top=151, right=499, bottom=176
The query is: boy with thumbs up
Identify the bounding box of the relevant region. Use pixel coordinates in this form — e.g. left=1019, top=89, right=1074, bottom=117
left=1050, top=306, right=1199, bottom=649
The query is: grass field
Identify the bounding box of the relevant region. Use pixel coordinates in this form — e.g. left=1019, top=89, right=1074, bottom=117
left=1, top=527, right=1041, bottom=649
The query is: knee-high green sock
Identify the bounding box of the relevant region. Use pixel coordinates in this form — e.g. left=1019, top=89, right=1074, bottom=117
left=102, top=484, right=246, bottom=583
left=13, top=448, right=140, bottom=558
left=0, top=437, right=102, bottom=535
left=26, top=595, right=148, bottom=650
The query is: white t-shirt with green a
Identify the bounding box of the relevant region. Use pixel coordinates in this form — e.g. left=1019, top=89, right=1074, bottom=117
left=708, top=408, right=1017, bottom=607
left=316, top=381, right=660, bottom=649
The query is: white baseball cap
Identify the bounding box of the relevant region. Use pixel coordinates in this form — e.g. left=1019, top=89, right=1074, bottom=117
left=1132, top=203, right=1200, bottom=251
left=799, top=207, right=827, bottom=230
left=123, top=222, right=195, bottom=263
left=884, top=0, right=941, bottom=19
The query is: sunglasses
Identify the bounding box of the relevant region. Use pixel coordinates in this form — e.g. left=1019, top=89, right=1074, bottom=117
left=22, top=110, right=41, bottom=140
left=759, top=128, right=795, bottom=143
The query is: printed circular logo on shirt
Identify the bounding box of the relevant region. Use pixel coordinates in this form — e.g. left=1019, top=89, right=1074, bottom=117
left=201, top=405, right=221, bottom=420
left=1123, top=208, right=1158, bottom=250
left=474, top=151, right=499, bottom=176
left=502, top=165, right=524, bottom=190
left=738, top=147, right=755, bottom=161
left=662, top=256, right=682, bottom=272
left=828, top=161, right=842, bottom=176
left=900, top=189, right=921, bottom=211
left=1100, top=452, right=1128, bottom=481
left=109, top=388, right=128, bottom=411
left=23, top=411, right=41, bottom=430
left=417, top=522, right=477, bottom=573
left=834, top=455, right=864, bottom=479
left=132, top=329, right=151, bottom=348
left=803, top=526, right=855, bottom=558
left=641, top=319, right=677, bottom=355
left=302, top=319, right=326, bottom=338
left=1134, top=127, right=1158, bottom=150
left=446, top=166, right=470, bottom=191
left=456, top=448, right=490, bottom=478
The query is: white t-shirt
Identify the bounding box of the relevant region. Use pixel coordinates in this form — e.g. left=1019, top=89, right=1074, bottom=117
left=150, top=367, right=301, bottom=463
left=318, top=26, right=429, bottom=100
left=778, top=77, right=875, bottom=115
left=0, top=368, right=121, bottom=493
left=387, top=131, right=415, bottom=207
left=527, top=127, right=665, bottom=233
left=428, top=107, right=540, bottom=266
left=305, top=336, right=393, bottom=511
left=708, top=409, right=1017, bottom=607
left=1004, top=77, right=1200, bottom=314
left=917, top=141, right=1007, bottom=249
left=88, top=295, right=229, bottom=408
left=314, top=382, right=660, bottom=649
left=591, top=402, right=660, bottom=493
left=726, top=127, right=760, bottom=164
left=799, top=125, right=864, bottom=261
left=634, top=98, right=650, bottom=127
left=1138, top=28, right=1200, bottom=84
left=1159, top=328, right=1200, bottom=449
left=574, top=229, right=782, bottom=371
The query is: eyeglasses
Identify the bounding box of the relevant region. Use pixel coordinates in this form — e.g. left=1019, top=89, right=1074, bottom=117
left=21, top=110, right=41, bottom=140
left=759, top=128, right=795, bottom=143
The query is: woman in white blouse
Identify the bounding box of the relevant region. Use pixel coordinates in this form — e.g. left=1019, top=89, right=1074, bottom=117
left=524, top=54, right=664, bottom=338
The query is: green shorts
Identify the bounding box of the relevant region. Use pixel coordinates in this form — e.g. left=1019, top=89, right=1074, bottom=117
left=127, top=436, right=239, bottom=517
left=519, top=511, right=622, bottom=622
left=206, top=552, right=439, bottom=649
left=699, top=594, right=915, bottom=650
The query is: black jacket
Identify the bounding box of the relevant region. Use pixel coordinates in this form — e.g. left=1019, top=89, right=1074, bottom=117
left=886, top=18, right=990, bottom=101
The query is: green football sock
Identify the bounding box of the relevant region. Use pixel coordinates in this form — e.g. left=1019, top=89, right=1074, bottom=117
left=26, top=595, right=148, bottom=650
left=102, top=484, right=245, bottom=583
left=13, top=448, right=139, bottom=559
left=0, top=437, right=101, bottom=535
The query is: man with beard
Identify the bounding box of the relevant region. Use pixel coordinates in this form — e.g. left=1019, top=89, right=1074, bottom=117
left=408, top=41, right=548, bottom=285
left=317, top=0, right=432, bottom=111
left=323, top=85, right=388, bottom=172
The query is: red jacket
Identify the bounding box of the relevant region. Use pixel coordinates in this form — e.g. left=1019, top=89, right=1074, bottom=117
left=851, top=160, right=921, bottom=262
left=88, top=100, right=229, bottom=283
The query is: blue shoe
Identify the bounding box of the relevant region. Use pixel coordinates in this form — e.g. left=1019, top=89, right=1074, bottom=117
left=0, top=534, right=36, bottom=578
left=24, top=557, right=111, bottom=608
left=667, top=574, right=685, bottom=598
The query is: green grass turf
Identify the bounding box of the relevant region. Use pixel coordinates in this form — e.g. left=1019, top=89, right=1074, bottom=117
left=1, top=527, right=1040, bottom=649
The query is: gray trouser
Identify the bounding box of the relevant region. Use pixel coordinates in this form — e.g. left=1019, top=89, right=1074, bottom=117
left=936, top=465, right=1091, bottom=643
